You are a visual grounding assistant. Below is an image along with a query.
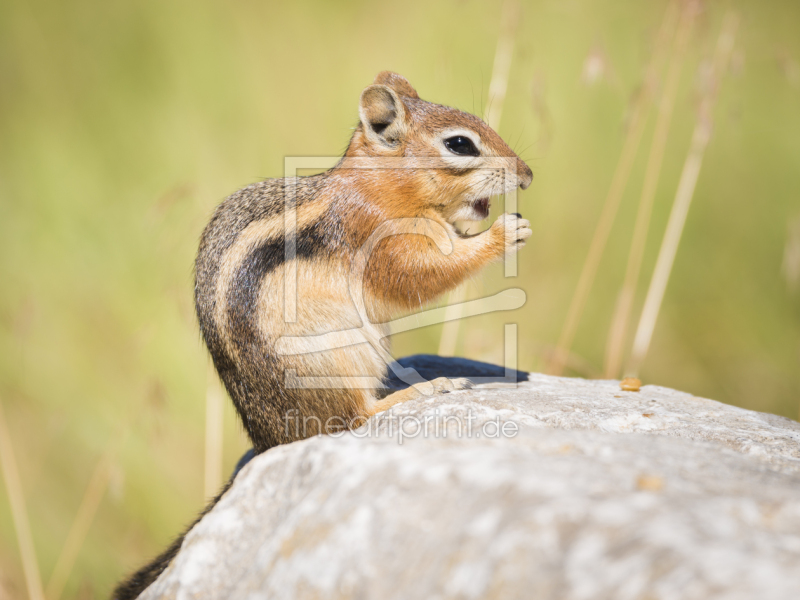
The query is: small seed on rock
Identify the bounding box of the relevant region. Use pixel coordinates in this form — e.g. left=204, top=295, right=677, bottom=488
left=620, top=377, right=641, bottom=392
left=636, top=475, right=664, bottom=492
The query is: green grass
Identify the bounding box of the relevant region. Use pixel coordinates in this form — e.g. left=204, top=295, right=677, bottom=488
left=1, top=0, right=799, bottom=597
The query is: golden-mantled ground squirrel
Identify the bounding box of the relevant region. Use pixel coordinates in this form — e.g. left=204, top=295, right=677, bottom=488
left=114, top=71, right=532, bottom=599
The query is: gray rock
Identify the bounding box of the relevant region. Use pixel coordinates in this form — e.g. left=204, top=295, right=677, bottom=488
left=141, top=356, right=800, bottom=600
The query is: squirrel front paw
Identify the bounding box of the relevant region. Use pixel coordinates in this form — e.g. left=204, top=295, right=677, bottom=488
left=491, top=212, right=532, bottom=255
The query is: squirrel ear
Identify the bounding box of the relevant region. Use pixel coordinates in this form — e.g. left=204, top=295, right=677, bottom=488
left=359, top=84, right=408, bottom=147
left=373, top=71, right=419, bottom=99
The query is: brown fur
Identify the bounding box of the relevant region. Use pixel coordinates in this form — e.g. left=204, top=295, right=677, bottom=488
left=112, top=72, right=532, bottom=599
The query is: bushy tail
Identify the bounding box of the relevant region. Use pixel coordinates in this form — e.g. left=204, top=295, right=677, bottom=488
left=112, top=450, right=255, bottom=599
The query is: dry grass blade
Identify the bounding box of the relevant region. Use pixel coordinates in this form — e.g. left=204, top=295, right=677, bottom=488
left=528, top=343, right=602, bottom=379
left=547, top=0, right=680, bottom=376
left=627, top=11, right=740, bottom=377
left=603, top=1, right=697, bottom=379
left=45, top=455, right=113, bottom=600
left=781, top=215, right=800, bottom=294
left=0, top=398, right=45, bottom=600
left=438, top=0, right=520, bottom=357
left=45, top=395, right=146, bottom=600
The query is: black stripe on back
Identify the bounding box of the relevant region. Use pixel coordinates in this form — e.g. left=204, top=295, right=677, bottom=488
left=225, top=224, right=326, bottom=345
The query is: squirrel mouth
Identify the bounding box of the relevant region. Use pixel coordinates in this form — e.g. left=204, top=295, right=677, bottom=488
left=472, top=197, right=491, bottom=219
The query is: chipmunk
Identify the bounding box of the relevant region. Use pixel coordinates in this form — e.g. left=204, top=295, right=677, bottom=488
left=113, top=71, right=532, bottom=599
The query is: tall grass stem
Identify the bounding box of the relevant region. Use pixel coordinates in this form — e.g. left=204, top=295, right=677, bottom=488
left=45, top=455, right=113, bottom=600
left=547, top=0, right=680, bottom=375
left=603, top=1, right=696, bottom=379
left=0, top=398, right=45, bottom=600
left=627, top=11, right=740, bottom=377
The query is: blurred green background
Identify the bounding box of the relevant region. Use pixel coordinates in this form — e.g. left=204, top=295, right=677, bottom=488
left=1, top=0, right=798, bottom=597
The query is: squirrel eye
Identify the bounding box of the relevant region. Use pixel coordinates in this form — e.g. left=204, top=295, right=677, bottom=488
left=444, top=136, right=480, bottom=157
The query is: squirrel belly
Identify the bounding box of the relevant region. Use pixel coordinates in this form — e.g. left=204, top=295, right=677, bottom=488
left=113, top=71, right=532, bottom=600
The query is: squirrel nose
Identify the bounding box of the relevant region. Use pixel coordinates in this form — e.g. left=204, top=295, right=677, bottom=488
left=518, top=160, right=533, bottom=190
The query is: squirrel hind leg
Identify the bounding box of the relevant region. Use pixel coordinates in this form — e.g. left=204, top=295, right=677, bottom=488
left=363, top=377, right=473, bottom=419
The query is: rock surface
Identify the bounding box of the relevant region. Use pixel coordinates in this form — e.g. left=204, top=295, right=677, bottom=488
left=141, top=356, right=800, bottom=600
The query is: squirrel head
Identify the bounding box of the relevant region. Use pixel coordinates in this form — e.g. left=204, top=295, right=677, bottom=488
left=345, top=72, right=533, bottom=222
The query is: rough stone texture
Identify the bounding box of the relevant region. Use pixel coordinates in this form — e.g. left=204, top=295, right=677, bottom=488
left=141, top=356, right=800, bottom=600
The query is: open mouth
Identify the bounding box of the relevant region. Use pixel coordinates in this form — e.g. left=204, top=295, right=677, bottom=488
left=472, top=197, right=491, bottom=220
